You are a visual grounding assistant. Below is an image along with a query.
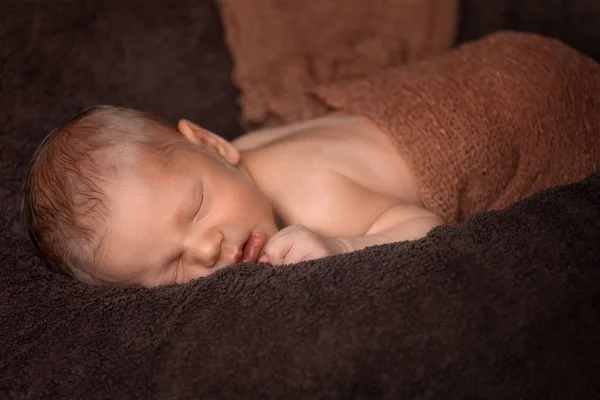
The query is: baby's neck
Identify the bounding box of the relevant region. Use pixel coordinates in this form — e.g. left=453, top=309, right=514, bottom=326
left=236, top=153, right=286, bottom=229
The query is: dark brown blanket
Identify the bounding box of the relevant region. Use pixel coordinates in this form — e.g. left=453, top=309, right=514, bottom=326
left=2, top=1, right=600, bottom=399
left=3, top=168, right=600, bottom=399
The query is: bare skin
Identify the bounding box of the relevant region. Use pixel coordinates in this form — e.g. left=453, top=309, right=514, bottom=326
left=78, top=114, right=443, bottom=287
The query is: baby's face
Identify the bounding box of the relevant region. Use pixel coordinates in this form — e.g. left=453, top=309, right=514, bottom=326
left=87, top=144, right=278, bottom=287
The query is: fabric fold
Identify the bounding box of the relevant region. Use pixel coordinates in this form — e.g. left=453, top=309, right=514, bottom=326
left=216, top=0, right=458, bottom=128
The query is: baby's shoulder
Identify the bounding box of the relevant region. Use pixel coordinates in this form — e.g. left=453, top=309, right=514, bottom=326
left=232, top=113, right=360, bottom=151
left=241, top=114, right=419, bottom=201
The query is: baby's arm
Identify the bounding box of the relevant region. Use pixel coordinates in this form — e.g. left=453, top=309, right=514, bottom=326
left=260, top=204, right=443, bottom=265
left=337, top=204, right=443, bottom=253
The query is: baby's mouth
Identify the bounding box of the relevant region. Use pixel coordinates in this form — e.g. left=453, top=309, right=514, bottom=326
left=240, top=231, right=266, bottom=262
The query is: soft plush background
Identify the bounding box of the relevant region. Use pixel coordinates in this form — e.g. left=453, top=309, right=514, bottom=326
left=2, top=0, right=600, bottom=399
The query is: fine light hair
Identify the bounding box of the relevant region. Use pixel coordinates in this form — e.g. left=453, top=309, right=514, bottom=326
left=22, top=105, right=187, bottom=278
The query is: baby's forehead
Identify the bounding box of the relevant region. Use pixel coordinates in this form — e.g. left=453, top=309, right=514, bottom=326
left=105, top=148, right=181, bottom=189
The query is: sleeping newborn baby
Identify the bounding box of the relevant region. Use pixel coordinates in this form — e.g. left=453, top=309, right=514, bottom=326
left=22, top=106, right=442, bottom=287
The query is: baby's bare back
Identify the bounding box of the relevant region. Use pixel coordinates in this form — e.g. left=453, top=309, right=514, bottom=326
left=234, top=115, right=426, bottom=238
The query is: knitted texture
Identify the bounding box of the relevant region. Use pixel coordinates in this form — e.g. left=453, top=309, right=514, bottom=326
left=313, top=32, right=600, bottom=224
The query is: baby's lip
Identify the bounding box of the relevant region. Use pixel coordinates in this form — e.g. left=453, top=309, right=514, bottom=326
left=240, top=231, right=266, bottom=263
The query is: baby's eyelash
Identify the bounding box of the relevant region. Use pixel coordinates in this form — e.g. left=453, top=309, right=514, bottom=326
left=191, top=188, right=204, bottom=222
left=192, top=204, right=202, bottom=221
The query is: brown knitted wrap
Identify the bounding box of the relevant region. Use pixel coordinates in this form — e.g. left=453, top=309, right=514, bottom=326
left=313, top=32, right=600, bottom=224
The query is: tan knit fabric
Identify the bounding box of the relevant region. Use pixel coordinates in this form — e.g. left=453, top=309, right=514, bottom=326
left=216, top=0, right=458, bottom=128
left=313, top=32, right=600, bottom=224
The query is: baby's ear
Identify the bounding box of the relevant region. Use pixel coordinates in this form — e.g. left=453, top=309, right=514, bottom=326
left=177, top=119, right=240, bottom=165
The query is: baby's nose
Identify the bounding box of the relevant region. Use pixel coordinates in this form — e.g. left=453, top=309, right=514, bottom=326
left=185, top=228, right=224, bottom=268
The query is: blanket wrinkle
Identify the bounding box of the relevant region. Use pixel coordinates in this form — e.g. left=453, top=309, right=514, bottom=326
left=215, top=0, right=459, bottom=128
left=312, top=32, right=600, bottom=224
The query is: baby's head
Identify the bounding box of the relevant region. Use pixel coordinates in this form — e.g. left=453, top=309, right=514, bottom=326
left=22, top=106, right=277, bottom=287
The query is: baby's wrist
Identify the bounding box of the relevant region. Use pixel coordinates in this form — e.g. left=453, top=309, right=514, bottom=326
left=335, top=235, right=387, bottom=254
left=329, top=237, right=352, bottom=255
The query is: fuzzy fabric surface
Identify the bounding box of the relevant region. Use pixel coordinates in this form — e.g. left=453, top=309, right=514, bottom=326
left=314, top=32, right=600, bottom=224
left=217, top=0, right=458, bottom=127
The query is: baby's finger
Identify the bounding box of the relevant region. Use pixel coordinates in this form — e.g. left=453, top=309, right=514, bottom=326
left=263, top=236, right=293, bottom=265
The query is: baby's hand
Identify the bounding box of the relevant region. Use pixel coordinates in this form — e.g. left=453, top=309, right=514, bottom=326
left=259, top=225, right=346, bottom=265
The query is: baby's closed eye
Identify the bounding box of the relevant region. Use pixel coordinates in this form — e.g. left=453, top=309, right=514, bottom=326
left=191, top=186, right=206, bottom=223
